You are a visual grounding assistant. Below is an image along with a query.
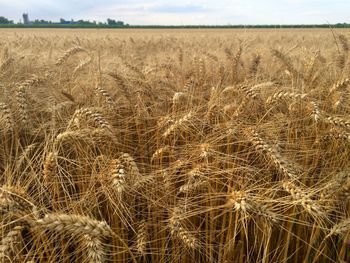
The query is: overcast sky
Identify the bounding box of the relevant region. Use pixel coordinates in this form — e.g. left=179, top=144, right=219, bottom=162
left=0, top=0, right=348, bottom=25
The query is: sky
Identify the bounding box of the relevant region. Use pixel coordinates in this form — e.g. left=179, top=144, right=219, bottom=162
left=0, top=0, right=349, bottom=25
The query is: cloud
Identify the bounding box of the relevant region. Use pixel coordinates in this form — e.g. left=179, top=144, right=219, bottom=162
left=0, top=0, right=348, bottom=24
left=150, top=4, right=207, bottom=13
left=81, top=3, right=154, bottom=22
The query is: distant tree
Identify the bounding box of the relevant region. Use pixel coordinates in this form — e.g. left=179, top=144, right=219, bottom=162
left=0, top=16, right=13, bottom=24
left=33, top=19, right=49, bottom=24
left=107, top=18, right=117, bottom=25
left=77, top=19, right=94, bottom=25
left=107, top=18, right=125, bottom=26
left=116, top=20, right=124, bottom=26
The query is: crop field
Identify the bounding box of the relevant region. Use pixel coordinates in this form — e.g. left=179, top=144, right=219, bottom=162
left=1, top=28, right=350, bottom=262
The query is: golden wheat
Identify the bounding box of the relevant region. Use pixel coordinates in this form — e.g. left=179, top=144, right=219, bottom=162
left=1, top=28, right=350, bottom=262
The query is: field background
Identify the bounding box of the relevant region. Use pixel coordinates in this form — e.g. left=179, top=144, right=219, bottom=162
left=1, top=28, right=350, bottom=263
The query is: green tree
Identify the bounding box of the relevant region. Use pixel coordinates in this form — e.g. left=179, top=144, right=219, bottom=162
left=107, top=18, right=117, bottom=25
left=107, top=18, right=125, bottom=27
left=0, top=16, right=13, bottom=24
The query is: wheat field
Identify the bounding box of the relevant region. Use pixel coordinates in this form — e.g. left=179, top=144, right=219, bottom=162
left=0, top=28, right=350, bottom=262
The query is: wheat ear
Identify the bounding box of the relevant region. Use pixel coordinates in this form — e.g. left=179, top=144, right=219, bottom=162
left=322, top=131, right=350, bottom=143
left=0, top=226, right=23, bottom=262
left=110, top=158, right=126, bottom=194
left=330, top=78, right=350, bottom=93
left=249, top=54, right=261, bottom=76
left=136, top=219, right=147, bottom=256
left=95, top=85, right=115, bottom=107
left=326, top=218, right=350, bottom=239
left=83, top=234, right=105, bottom=263
left=0, top=186, right=38, bottom=216
left=266, top=91, right=307, bottom=104
left=225, top=190, right=251, bottom=213
left=16, top=86, right=28, bottom=128
left=36, top=213, right=111, bottom=238
left=179, top=168, right=208, bottom=194
left=68, top=108, right=112, bottom=131
left=248, top=129, right=299, bottom=179
left=43, top=152, right=57, bottom=180
left=56, top=46, right=87, bottom=65
left=15, top=75, right=39, bottom=128
left=163, top=112, right=193, bottom=138
left=73, top=56, right=92, bottom=75
left=169, top=207, right=198, bottom=249
left=271, top=48, right=302, bottom=78
left=282, top=181, right=325, bottom=217
left=0, top=102, right=14, bottom=132
left=310, top=101, right=321, bottom=122
left=119, top=153, right=141, bottom=178
left=238, top=85, right=259, bottom=99
left=324, top=116, right=350, bottom=129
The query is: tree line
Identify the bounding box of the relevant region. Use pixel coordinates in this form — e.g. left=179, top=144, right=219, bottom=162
left=0, top=15, right=349, bottom=28
left=0, top=16, right=127, bottom=27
